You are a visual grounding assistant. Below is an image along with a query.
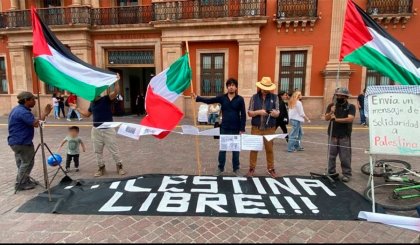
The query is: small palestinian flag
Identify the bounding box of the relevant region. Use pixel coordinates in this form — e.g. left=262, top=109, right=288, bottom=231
left=140, top=54, right=192, bottom=139
left=31, top=8, right=117, bottom=101
left=340, top=1, right=420, bottom=85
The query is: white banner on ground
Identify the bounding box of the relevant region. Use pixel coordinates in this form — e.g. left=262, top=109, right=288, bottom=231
left=264, top=134, right=288, bottom=142
left=181, top=125, right=200, bottom=135
left=219, top=135, right=241, bottom=151
left=241, top=134, right=264, bottom=151
left=358, top=211, right=420, bottom=232
left=199, top=127, right=220, bottom=136
left=97, top=122, right=122, bottom=129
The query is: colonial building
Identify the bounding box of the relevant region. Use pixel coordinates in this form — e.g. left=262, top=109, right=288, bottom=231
left=0, top=0, right=418, bottom=118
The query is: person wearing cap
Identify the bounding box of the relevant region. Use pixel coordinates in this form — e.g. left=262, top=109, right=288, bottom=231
left=247, top=77, right=280, bottom=178
left=8, top=91, right=52, bottom=191
left=325, top=87, right=356, bottom=183
left=192, top=78, right=246, bottom=177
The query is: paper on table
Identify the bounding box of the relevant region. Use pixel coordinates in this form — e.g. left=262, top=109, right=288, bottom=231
left=241, top=134, right=264, bottom=151
left=358, top=211, right=420, bottom=232
left=117, top=123, right=142, bottom=140
left=264, top=134, right=288, bottom=142
left=97, top=122, right=122, bottom=129
left=181, top=125, right=200, bottom=135
left=219, top=135, right=241, bottom=151
left=199, top=127, right=220, bottom=136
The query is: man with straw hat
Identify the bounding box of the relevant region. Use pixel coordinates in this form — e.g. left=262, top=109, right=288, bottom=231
left=247, top=77, right=280, bottom=178
left=324, top=87, right=356, bottom=183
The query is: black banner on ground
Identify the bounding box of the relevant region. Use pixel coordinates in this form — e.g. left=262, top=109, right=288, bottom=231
left=18, top=174, right=374, bottom=220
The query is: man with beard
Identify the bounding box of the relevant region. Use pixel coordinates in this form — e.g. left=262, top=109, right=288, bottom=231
left=192, top=78, right=246, bottom=177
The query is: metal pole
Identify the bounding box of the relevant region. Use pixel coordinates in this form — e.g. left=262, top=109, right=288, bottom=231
left=327, top=62, right=341, bottom=168
left=369, top=153, right=376, bottom=213
left=36, top=77, right=52, bottom=201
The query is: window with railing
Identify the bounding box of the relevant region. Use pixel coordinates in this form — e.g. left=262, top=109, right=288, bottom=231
left=201, top=53, right=225, bottom=97
left=45, top=84, right=64, bottom=94
left=279, top=51, right=307, bottom=94
left=367, top=0, right=413, bottom=15
left=365, top=69, right=395, bottom=86
left=107, top=50, right=154, bottom=65
left=277, top=0, right=318, bottom=19
left=0, top=57, right=8, bottom=94
left=116, top=0, right=139, bottom=6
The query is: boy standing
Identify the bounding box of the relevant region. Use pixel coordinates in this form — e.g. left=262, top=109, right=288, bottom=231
left=58, top=126, right=86, bottom=172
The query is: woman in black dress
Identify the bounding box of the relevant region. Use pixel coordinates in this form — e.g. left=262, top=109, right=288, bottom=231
left=276, top=91, right=289, bottom=142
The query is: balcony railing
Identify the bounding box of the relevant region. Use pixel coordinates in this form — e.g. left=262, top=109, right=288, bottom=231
left=276, top=0, right=318, bottom=19
left=153, top=0, right=267, bottom=21
left=91, top=5, right=153, bottom=25
left=367, top=0, right=413, bottom=15
left=0, top=1, right=267, bottom=29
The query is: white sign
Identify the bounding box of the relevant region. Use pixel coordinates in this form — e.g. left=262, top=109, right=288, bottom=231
left=97, top=122, right=122, bottom=129
left=219, top=135, right=241, bottom=151
left=117, top=123, right=142, bottom=140
left=199, top=127, right=220, bottom=136
left=264, top=134, right=288, bottom=142
left=181, top=125, right=200, bottom=135
left=241, top=134, right=264, bottom=151
left=368, top=93, right=420, bottom=156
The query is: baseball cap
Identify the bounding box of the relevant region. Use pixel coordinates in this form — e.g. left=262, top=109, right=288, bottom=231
left=335, top=87, right=350, bottom=97
left=17, top=91, right=37, bottom=101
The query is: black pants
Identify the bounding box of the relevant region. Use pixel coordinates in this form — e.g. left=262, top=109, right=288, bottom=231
left=59, top=104, right=66, bottom=117
left=66, top=154, right=79, bottom=168
left=276, top=123, right=288, bottom=134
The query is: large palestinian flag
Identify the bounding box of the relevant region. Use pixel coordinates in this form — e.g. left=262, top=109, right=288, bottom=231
left=32, top=8, right=117, bottom=101
left=140, top=54, right=192, bottom=139
left=340, top=1, right=420, bottom=85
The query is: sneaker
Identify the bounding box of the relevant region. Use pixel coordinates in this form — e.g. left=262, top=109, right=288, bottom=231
left=65, top=167, right=70, bottom=173
left=116, top=163, right=126, bottom=175
left=94, top=166, right=106, bottom=177
left=67, top=119, right=71, bottom=122
left=287, top=149, right=297, bottom=153
left=57, top=117, right=60, bottom=119
left=267, top=169, right=277, bottom=178
left=246, top=168, right=255, bottom=177
left=78, top=118, right=83, bottom=121
left=214, top=168, right=223, bottom=176
left=27, top=178, right=39, bottom=186
left=15, top=182, right=36, bottom=191
left=341, top=176, right=350, bottom=183
left=297, top=147, right=305, bottom=151
left=233, top=169, right=242, bottom=177
left=75, top=168, right=79, bottom=172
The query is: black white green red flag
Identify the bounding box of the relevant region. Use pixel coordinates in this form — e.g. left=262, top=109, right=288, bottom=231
left=340, top=1, right=420, bottom=85
left=31, top=8, right=118, bottom=101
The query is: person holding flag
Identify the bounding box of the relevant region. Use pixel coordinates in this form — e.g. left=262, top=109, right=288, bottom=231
left=192, top=78, right=246, bottom=177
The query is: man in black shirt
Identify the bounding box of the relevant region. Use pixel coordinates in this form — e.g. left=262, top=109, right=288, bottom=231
left=193, top=78, right=246, bottom=177
left=325, top=87, right=356, bottom=182
left=357, top=88, right=366, bottom=126
left=77, top=81, right=126, bottom=177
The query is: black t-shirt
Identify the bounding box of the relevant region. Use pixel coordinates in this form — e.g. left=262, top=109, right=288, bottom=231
left=88, top=95, right=113, bottom=128
left=326, top=102, right=356, bottom=138
left=357, top=94, right=365, bottom=108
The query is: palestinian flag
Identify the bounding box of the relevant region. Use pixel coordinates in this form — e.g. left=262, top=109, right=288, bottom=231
left=32, top=8, right=117, bottom=101
left=140, top=54, right=192, bottom=139
left=340, top=0, right=420, bottom=85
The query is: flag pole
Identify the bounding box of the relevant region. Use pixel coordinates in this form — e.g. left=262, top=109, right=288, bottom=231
left=185, top=41, right=202, bottom=176
left=36, top=76, right=52, bottom=201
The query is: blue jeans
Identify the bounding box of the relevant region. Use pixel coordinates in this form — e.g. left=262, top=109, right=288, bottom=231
left=287, top=119, right=303, bottom=151
left=208, top=113, right=218, bottom=124
left=359, top=108, right=366, bottom=124
left=218, top=128, right=240, bottom=171
left=67, top=107, right=81, bottom=120
left=53, top=106, right=60, bottom=118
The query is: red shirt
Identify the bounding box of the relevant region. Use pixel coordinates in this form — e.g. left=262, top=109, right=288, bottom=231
left=67, top=95, right=77, bottom=104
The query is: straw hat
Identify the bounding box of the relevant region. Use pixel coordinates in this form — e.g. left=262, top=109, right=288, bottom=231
left=256, top=77, right=276, bottom=91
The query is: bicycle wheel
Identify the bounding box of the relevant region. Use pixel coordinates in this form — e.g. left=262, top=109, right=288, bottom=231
left=360, top=159, right=411, bottom=177
left=364, top=183, right=420, bottom=211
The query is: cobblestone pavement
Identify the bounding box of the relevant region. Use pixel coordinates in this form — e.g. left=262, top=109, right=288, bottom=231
left=0, top=115, right=419, bottom=243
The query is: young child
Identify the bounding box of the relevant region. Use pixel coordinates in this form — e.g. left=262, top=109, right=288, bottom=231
left=58, top=126, right=86, bottom=172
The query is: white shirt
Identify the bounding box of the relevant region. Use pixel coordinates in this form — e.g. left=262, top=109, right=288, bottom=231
left=52, top=97, right=59, bottom=107
left=288, top=100, right=306, bottom=122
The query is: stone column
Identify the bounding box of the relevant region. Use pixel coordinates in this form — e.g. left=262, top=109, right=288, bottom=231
left=9, top=46, right=32, bottom=94
left=161, top=41, right=185, bottom=114
left=10, top=0, right=19, bottom=10
left=72, top=0, right=82, bottom=6
left=91, top=0, right=99, bottom=8
left=82, top=0, right=91, bottom=6
left=238, top=39, right=260, bottom=111
left=322, top=0, right=352, bottom=111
